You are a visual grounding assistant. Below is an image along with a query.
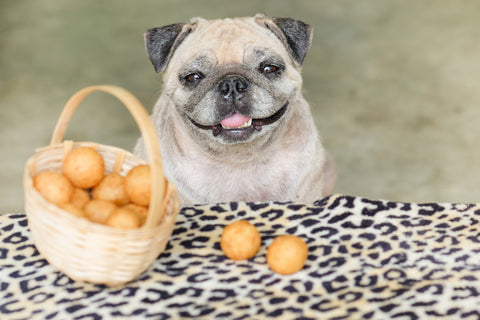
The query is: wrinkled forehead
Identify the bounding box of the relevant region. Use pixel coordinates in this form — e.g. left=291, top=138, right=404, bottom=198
left=173, top=18, right=287, bottom=66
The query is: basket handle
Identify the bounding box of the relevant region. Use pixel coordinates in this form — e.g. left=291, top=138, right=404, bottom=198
left=50, top=85, right=166, bottom=228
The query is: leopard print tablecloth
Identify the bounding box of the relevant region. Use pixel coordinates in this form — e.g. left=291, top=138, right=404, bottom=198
left=2, top=194, right=480, bottom=319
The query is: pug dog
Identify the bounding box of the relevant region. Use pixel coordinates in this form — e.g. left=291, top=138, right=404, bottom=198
left=134, top=14, right=337, bottom=204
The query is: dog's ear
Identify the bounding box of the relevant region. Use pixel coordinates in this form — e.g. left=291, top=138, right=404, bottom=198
left=145, top=22, right=195, bottom=73
left=255, top=14, right=313, bottom=66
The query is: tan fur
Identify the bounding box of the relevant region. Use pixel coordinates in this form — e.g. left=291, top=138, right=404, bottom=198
left=135, top=15, right=337, bottom=204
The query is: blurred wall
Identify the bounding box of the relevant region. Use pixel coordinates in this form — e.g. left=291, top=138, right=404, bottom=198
left=2, top=0, right=480, bottom=212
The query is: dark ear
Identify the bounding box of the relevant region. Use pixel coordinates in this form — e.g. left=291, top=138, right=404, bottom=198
left=144, top=23, right=193, bottom=73
left=256, top=15, right=313, bottom=66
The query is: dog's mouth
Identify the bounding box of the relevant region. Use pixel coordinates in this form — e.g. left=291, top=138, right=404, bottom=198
left=190, top=102, right=288, bottom=138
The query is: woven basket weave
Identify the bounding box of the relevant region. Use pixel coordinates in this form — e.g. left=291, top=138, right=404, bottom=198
left=23, top=85, right=180, bottom=286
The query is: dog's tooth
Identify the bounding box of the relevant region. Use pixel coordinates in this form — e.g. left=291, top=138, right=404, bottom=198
left=220, top=118, right=252, bottom=130
left=238, top=119, right=252, bottom=129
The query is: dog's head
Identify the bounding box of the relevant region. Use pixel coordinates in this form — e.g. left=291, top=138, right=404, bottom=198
left=145, top=14, right=312, bottom=150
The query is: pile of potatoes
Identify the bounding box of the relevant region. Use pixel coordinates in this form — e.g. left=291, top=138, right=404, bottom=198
left=33, top=146, right=151, bottom=229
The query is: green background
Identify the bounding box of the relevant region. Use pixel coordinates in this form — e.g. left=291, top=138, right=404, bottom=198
left=2, top=0, right=480, bottom=212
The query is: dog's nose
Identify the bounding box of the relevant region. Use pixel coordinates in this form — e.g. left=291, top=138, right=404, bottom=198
left=217, top=76, right=250, bottom=100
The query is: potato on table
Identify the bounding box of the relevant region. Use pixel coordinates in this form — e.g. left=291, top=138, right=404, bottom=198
left=267, top=235, right=308, bottom=275
left=220, top=220, right=261, bottom=261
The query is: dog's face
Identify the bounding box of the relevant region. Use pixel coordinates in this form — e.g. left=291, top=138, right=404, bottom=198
left=145, top=15, right=312, bottom=151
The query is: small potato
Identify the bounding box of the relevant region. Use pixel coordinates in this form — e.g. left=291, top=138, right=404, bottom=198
left=266, top=235, right=308, bottom=275
left=220, top=220, right=261, bottom=261
left=92, top=173, right=129, bottom=206
left=125, top=165, right=151, bottom=206
left=63, top=147, right=105, bottom=188
left=84, top=199, right=117, bottom=224
left=105, top=207, right=141, bottom=229
left=34, top=171, right=74, bottom=205
left=71, top=188, right=90, bottom=209
left=59, top=203, right=87, bottom=219
left=122, top=203, right=148, bottom=226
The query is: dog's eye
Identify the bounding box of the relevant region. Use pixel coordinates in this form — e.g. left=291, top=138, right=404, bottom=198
left=259, top=63, right=284, bottom=79
left=185, top=73, right=203, bottom=83
left=261, top=65, right=278, bottom=74
left=181, top=72, right=205, bottom=88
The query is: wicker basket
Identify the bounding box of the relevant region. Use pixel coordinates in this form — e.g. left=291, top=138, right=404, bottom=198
left=23, top=85, right=180, bottom=286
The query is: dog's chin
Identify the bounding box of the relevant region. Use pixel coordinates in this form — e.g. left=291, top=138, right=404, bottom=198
left=188, top=102, right=289, bottom=144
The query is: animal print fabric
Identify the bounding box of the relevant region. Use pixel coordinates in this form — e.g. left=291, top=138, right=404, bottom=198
left=1, top=194, right=480, bottom=319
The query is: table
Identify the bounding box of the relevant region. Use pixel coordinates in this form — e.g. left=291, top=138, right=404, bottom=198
left=2, top=194, right=480, bottom=319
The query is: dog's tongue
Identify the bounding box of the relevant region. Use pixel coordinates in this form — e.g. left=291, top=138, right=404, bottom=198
left=220, top=112, right=251, bottom=128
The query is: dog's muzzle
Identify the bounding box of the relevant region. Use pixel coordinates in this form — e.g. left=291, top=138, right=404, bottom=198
left=190, top=102, right=288, bottom=137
